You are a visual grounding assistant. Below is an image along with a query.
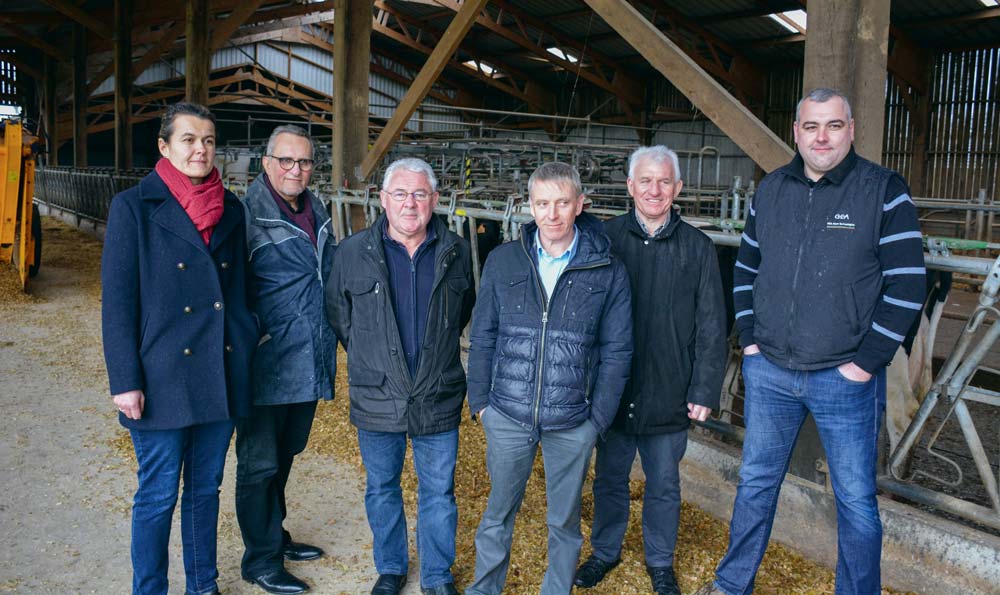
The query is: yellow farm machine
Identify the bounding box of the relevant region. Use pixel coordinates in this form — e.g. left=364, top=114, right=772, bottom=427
left=0, top=119, right=41, bottom=290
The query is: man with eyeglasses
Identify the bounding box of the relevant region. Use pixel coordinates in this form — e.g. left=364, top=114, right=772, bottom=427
left=327, top=158, right=475, bottom=595
left=236, top=125, right=336, bottom=594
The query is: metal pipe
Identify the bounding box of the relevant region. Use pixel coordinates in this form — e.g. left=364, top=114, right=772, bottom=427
left=468, top=214, right=481, bottom=291
left=878, top=476, right=1000, bottom=531
left=952, top=398, right=1000, bottom=511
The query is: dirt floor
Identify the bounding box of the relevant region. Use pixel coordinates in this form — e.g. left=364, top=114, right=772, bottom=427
left=0, top=217, right=916, bottom=595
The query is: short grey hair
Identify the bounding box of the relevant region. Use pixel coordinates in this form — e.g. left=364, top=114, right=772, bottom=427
left=628, top=145, right=682, bottom=182
left=796, top=87, right=853, bottom=122
left=266, top=125, right=314, bottom=157
left=527, top=162, right=582, bottom=199
left=382, top=158, right=438, bottom=192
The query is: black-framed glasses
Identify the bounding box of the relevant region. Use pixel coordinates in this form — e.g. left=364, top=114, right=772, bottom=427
left=385, top=190, right=432, bottom=202
left=267, top=155, right=315, bottom=171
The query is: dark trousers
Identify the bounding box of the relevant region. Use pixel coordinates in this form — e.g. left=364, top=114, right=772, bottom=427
left=590, top=427, right=688, bottom=568
left=235, top=400, right=318, bottom=577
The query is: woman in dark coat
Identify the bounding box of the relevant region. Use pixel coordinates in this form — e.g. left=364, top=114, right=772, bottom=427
left=101, top=102, right=257, bottom=595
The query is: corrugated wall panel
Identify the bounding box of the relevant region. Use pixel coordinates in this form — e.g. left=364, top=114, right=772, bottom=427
left=257, top=44, right=289, bottom=77
left=294, top=45, right=333, bottom=70
left=290, top=58, right=332, bottom=95
left=134, top=62, right=176, bottom=86
left=417, top=99, right=463, bottom=133
left=212, top=47, right=250, bottom=70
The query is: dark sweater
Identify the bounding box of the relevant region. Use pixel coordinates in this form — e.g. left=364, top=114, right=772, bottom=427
left=382, top=219, right=437, bottom=377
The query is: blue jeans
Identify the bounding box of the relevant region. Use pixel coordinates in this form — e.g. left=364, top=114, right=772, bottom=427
left=357, top=428, right=459, bottom=589
left=466, top=408, right=599, bottom=595
left=714, top=354, right=886, bottom=595
left=129, top=419, right=235, bottom=595
left=590, top=428, right=687, bottom=567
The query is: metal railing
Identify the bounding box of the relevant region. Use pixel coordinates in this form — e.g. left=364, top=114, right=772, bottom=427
left=34, top=167, right=145, bottom=223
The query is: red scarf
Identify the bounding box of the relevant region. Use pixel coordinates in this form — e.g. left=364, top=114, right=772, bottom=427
left=155, top=158, right=225, bottom=245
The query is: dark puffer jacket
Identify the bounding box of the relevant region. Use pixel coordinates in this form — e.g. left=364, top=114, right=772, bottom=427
left=467, top=212, right=633, bottom=434
left=326, top=215, right=475, bottom=436
left=242, top=175, right=337, bottom=406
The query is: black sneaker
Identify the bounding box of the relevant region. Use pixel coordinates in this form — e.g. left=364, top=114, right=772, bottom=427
left=573, top=555, right=621, bottom=588
left=648, top=565, right=681, bottom=595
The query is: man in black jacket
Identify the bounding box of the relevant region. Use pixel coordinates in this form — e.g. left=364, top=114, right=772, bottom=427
left=465, top=162, right=633, bottom=595
left=696, top=89, right=925, bottom=595
left=326, top=158, right=474, bottom=595
left=237, top=125, right=337, bottom=595
left=575, top=146, right=726, bottom=595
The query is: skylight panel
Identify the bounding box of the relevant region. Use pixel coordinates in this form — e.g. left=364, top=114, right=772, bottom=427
left=546, top=47, right=579, bottom=64
left=463, top=60, right=496, bottom=76
left=768, top=9, right=807, bottom=34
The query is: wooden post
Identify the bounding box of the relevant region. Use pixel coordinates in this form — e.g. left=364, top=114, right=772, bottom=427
left=186, top=0, right=210, bottom=105
left=582, top=0, right=793, bottom=172
left=344, top=0, right=372, bottom=188
left=73, top=23, right=88, bottom=167
left=44, top=56, right=57, bottom=166
left=331, top=0, right=348, bottom=188
left=360, top=0, right=489, bottom=180
left=803, top=0, right=891, bottom=164
left=114, top=0, right=133, bottom=170
left=905, top=64, right=934, bottom=196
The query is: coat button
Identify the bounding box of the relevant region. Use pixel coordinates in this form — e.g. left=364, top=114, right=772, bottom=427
left=391, top=348, right=398, bottom=355
left=183, top=348, right=192, bottom=356
left=629, top=403, right=635, bottom=409
left=628, top=413, right=634, bottom=419
left=225, top=344, right=234, bottom=353
left=220, top=261, right=229, bottom=269
left=407, top=397, right=415, bottom=404
left=644, top=240, right=649, bottom=245
left=214, top=302, right=223, bottom=311
left=177, top=262, right=186, bottom=270
left=183, top=306, right=192, bottom=314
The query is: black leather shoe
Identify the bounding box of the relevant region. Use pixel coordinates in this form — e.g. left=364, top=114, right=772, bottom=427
left=648, top=565, right=681, bottom=595
left=283, top=541, right=324, bottom=561
left=574, top=555, right=621, bottom=588
left=422, top=583, right=461, bottom=595
left=371, top=574, right=407, bottom=595
left=246, top=569, right=310, bottom=594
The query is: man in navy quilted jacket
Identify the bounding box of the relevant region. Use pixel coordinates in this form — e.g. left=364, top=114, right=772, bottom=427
left=465, top=162, right=633, bottom=595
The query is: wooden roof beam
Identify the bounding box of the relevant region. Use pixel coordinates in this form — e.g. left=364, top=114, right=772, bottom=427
left=209, top=0, right=269, bottom=52
left=582, top=0, right=792, bottom=171
left=36, top=0, right=113, bottom=39
left=368, top=3, right=554, bottom=110
left=637, top=0, right=767, bottom=102
left=694, top=2, right=802, bottom=25
left=0, top=21, right=66, bottom=61
left=897, top=7, right=1000, bottom=29
left=432, top=0, right=645, bottom=109
left=361, top=0, right=490, bottom=179
left=0, top=53, right=43, bottom=81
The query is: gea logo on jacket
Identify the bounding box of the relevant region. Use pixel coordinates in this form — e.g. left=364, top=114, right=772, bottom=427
left=827, top=212, right=855, bottom=230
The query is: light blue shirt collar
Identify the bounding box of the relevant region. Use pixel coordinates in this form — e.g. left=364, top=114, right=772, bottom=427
left=535, top=226, right=579, bottom=301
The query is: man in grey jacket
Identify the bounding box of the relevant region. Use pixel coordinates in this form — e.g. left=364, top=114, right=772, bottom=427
left=327, top=158, right=474, bottom=595
left=236, top=125, right=337, bottom=595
